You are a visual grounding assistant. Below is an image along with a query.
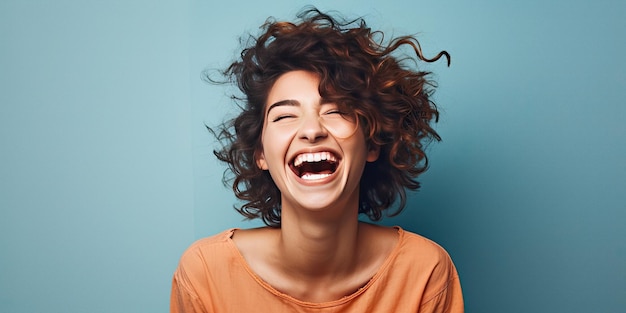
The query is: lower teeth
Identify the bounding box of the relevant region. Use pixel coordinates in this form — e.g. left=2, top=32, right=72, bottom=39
left=301, top=173, right=331, bottom=180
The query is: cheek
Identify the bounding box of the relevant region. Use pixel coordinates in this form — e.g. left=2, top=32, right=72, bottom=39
left=263, top=122, right=299, bottom=142
left=259, top=127, right=293, bottom=163
left=320, top=116, right=359, bottom=139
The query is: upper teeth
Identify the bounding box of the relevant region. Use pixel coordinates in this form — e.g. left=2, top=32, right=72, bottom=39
left=293, top=152, right=336, bottom=167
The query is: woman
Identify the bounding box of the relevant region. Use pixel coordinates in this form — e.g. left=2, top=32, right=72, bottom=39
left=171, top=8, right=463, bottom=312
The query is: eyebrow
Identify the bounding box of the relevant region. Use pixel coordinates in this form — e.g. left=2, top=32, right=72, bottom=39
left=266, top=99, right=300, bottom=114
left=266, top=99, right=332, bottom=114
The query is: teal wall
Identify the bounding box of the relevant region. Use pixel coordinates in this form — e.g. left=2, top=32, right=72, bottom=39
left=1, top=0, right=624, bottom=312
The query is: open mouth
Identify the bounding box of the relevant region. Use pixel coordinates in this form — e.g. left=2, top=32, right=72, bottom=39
left=290, top=152, right=339, bottom=180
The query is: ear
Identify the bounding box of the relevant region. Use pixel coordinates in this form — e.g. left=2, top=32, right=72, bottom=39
left=366, top=143, right=380, bottom=162
left=256, top=150, right=268, bottom=170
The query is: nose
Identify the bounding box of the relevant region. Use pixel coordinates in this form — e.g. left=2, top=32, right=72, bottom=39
left=297, top=113, right=328, bottom=142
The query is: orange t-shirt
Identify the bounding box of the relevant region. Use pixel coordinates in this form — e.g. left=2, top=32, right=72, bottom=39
left=171, top=227, right=463, bottom=313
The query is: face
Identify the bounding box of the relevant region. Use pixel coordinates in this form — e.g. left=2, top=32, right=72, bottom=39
left=256, top=70, right=380, bottom=215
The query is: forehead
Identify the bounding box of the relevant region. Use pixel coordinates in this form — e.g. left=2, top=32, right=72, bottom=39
left=265, top=71, right=321, bottom=109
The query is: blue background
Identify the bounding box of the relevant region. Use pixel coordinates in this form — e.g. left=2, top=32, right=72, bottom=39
left=1, top=0, right=624, bottom=312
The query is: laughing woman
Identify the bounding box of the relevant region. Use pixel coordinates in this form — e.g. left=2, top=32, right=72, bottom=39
left=171, top=8, right=463, bottom=313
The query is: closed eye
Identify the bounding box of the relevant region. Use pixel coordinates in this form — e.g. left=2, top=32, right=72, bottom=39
left=272, top=115, right=296, bottom=122
left=323, top=109, right=355, bottom=122
left=320, top=102, right=349, bottom=117
left=325, top=110, right=344, bottom=115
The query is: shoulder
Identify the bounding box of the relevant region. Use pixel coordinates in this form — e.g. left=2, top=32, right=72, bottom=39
left=171, top=229, right=240, bottom=298
left=175, top=227, right=279, bottom=275
left=175, top=229, right=238, bottom=275
left=393, top=228, right=452, bottom=267
left=393, top=228, right=463, bottom=307
left=362, top=225, right=453, bottom=268
left=230, top=227, right=279, bottom=256
left=391, top=228, right=459, bottom=288
left=182, top=228, right=235, bottom=255
left=398, top=228, right=454, bottom=265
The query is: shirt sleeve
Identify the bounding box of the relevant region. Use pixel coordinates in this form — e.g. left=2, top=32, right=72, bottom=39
left=170, top=266, right=209, bottom=313
left=418, top=266, right=464, bottom=313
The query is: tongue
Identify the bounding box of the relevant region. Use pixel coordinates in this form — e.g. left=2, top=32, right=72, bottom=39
left=298, top=162, right=335, bottom=177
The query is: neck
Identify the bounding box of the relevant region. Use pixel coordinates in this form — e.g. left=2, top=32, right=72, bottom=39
left=277, top=206, right=362, bottom=279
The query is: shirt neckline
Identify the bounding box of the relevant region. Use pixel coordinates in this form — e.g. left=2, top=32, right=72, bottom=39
left=224, top=226, right=405, bottom=308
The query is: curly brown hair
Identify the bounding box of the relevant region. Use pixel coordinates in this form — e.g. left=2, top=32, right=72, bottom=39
left=209, top=8, right=450, bottom=227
